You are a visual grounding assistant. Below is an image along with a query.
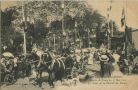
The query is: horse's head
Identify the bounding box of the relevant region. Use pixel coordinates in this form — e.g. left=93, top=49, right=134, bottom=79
left=41, top=52, right=53, bottom=66
left=30, top=52, right=38, bottom=60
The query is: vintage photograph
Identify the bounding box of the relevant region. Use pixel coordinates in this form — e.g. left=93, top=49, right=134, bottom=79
left=0, top=0, right=138, bottom=90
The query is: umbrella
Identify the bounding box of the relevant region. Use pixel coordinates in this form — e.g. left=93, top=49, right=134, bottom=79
left=2, top=52, right=14, bottom=57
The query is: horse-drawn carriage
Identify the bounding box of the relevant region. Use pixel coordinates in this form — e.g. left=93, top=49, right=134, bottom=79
left=1, top=52, right=32, bottom=85
left=1, top=52, right=15, bottom=85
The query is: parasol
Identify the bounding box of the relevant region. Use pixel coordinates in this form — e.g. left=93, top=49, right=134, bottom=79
left=2, top=52, right=14, bottom=57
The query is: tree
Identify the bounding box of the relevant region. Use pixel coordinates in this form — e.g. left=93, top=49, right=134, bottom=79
left=1, top=8, right=17, bottom=53
left=2, top=1, right=108, bottom=52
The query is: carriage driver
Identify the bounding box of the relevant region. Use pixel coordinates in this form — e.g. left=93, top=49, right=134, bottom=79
left=0, top=56, right=13, bottom=72
left=0, top=56, right=7, bottom=70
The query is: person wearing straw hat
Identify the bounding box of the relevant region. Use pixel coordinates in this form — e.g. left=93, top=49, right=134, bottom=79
left=87, top=49, right=94, bottom=65
left=0, top=56, right=7, bottom=70
left=99, top=53, right=111, bottom=77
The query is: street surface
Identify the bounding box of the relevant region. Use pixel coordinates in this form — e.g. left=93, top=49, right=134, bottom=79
left=1, top=64, right=138, bottom=90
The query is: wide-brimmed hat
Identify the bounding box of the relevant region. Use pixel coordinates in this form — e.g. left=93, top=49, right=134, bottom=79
left=99, top=55, right=109, bottom=61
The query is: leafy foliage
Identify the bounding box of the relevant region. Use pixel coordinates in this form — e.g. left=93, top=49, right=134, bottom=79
left=1, top=1, right=113, bottom=53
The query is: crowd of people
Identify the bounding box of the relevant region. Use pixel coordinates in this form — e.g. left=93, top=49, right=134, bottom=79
left=0, top=46, right=138, bottom=86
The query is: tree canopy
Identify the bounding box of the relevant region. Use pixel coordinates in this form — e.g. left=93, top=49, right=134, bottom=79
left=1, top=1, right=119, bottom=53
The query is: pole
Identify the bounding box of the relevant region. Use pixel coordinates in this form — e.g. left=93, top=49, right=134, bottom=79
left=74, top=20, right=77, bottom=48
left=107, top=0, right=113, bottom=50
left=125, top=0, right=127, bottom=58
left=80, top=40, right=81, bottom=48
left=88, top=29, right=90, bottom=48
left=107, top=31, right=111, bottom=49
left=62, top=0, right=65, bottom=48
left=54, top=34, right=56, bottom=51
left=125, top=27, right=127, bottom=57
left=23, top=32, right=26, bottom=56
left=22, top=1, right=27, bottom=57
left=48, top=38, right=50, bottom=49
left=74, top=28, right=76, bottom=45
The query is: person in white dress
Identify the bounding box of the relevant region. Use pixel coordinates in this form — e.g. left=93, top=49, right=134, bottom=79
left=112, top=50, right=123, bottom=77
left=88, top=51, right=94, bottom=65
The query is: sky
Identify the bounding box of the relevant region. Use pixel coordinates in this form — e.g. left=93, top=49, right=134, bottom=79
left=87, top=0, right=138, bottom=29
left=1, top=0, right=138, bottom=49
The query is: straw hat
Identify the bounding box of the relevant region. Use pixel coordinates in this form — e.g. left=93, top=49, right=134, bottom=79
left=99, top=55, right=109, bottom=62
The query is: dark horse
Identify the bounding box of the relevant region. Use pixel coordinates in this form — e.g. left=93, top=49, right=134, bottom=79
left=34, top=51, right=65, bottom=87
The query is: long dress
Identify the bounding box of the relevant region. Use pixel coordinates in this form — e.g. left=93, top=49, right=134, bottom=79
left=75, top=54, right=81, bottom=63
left=112, top=53, right=123, bottom=77
left=88, top=52, right=94, bottom=65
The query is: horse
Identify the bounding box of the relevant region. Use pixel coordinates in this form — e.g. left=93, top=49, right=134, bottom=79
left=30, top=51, right=41, bottom=69
left=64, top=54, right=76, bottom=78
left=28, top=50, right=43, bottom=79
left=16, top=55, right=32, bottom=78
left=34, top=51, right=65, bottom=87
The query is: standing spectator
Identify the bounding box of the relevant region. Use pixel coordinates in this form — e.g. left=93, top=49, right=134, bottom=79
left=13, top=56, right=18, bottom=80
left=112, top=50, right=123, bottom=76
left=99, top=51, right=111, bottom=77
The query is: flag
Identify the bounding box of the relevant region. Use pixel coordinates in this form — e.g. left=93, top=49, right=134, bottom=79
left=120, top=8, right=126, bottom=32
left=107, top=2, right=113, bottom=37
left=121, top=8, right=125, bottom=27
left=107, top=5, right=112, bottom=21
left=107, top=0, right=113, bottom=20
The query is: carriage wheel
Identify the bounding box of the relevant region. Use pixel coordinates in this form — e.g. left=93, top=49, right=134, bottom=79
left=4, top=74, right=15, bottom=85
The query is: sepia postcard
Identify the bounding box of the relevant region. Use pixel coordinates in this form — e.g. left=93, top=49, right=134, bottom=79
left=0, top=0, right=138, bottom=90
